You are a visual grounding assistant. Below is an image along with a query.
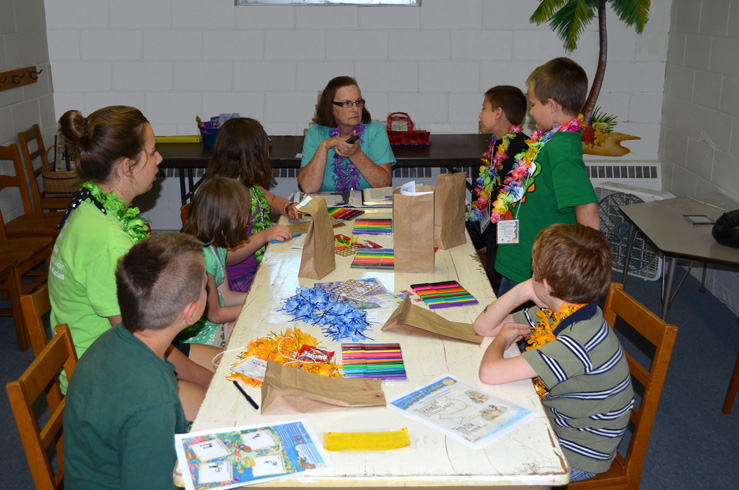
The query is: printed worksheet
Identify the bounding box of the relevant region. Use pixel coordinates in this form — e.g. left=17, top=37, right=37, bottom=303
left=175, top=420, right=332, bottom=490
left=389, top=375, right=537, bottom=450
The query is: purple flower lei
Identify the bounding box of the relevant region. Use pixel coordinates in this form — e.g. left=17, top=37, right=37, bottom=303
left=330, top=122, right=365, bottom=192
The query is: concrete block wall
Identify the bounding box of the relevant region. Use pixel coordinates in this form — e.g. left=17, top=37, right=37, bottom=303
left=41, top=0, right=672, bottom=229
left=44, top=0, right=669, bottom=153
left=0, top=0, right=55, bottom=222
left=661, top=0, right=739, bottom=317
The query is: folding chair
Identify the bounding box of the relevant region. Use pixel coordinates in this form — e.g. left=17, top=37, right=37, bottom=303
left=6, top=324, right=78, bottom=490
left=568, top=283, right=678, bottom=489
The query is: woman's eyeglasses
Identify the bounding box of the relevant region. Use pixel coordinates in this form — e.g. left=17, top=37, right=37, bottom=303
left=332, top=98, right=365, bottom=109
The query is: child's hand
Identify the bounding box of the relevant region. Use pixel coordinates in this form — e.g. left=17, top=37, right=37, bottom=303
left=284, top=202, right=302, bottom=220
left=496, top=322, right=531, bottom=350
left=263, top=225, right=292, bottom=243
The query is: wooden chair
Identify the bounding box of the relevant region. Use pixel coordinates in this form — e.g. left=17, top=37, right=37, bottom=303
left=0, top=203, right=54, bottom=351
left=6, top=323, right=78, bottom=490
left=17, top=124, right=75, bottom=213
left=20, top=284, right=53, bottom=357
left=568, top=283, right=678, bottom=490
left=180, top=202, right=192, bottom=228
left=0, top=143, right=63, bottom=238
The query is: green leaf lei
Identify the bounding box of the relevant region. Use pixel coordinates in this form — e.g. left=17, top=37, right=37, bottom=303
left=249, top=186, right=270, bottom=262
left=81, top=181, right=151, bottom=243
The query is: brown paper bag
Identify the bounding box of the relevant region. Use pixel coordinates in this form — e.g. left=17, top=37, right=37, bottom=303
left=434, top=172, right=467, bottom=249
left=260, top=361, right=386, bottom=414
left=392, top=185, right=435, bottom=273
left=381, top=296, right=483, bottom=345
left=298, top=195, right=336, bottom=279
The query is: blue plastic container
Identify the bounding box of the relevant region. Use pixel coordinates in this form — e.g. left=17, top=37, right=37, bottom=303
left=199, top=121, right=220, bottom=147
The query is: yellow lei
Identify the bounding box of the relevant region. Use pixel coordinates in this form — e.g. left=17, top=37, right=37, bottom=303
left=526, top=302, right=585, bottom=397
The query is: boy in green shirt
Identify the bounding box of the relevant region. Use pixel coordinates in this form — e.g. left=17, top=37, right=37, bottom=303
left=493, top=57, right=599, bottom=296
left=64, top=233, right=207, bottom=490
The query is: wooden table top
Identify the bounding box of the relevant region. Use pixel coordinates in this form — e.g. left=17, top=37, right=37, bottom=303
left=189, top=209, right=569, bottom=488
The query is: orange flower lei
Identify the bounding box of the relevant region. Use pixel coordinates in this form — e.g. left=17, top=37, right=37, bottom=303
left=228, top=327, right=342, bottom=387
left=526, top=302, right=585, bottom=397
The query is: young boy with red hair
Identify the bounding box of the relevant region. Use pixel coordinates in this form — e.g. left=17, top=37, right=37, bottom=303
left=473, top=223, right=633, bottom=482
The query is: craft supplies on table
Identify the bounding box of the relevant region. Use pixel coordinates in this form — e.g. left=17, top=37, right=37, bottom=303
left=350, top=248, right=394, bottom=270
left=341, top=343, right=406, bottom=380
left=389, top=375, right=536, bottom=450
left=175, top=420, right=331, bottom=490
left=352, top=218, right=392, bottom=235
left=327, top=207, right=365, bottom=220
left=314, top=278, right=398, bottom=309
left=410, top=280, right=478, bottom=309
left=324, top=427, right=411, bottom=452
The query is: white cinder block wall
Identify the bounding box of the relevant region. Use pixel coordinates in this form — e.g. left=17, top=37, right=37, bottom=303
left=661, top=0, right=739, bottom=316
left=42, top=0, right=671, bottom=229
left=0, top=0, right=55, bottom=222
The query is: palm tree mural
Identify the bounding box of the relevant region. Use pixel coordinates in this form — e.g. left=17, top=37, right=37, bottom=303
left=530, top=0, right=650, bottom=124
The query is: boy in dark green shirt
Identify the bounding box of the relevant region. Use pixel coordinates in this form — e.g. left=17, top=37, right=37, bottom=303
left=64, top=233, right=207, bottom=490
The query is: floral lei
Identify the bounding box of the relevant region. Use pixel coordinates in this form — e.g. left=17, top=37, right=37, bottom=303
left=58, top=181, right=151, bottom=242
left=330, top=122, right=365, bottom=192
left=490, top=115, right=584, bottom=224
left=249, top=186, right=270, bottom=263
left=526, top=301, right=585, bottom=397
left=468, top=125, right=523, bottom=222
left=227, top=327, right=341, bottom=387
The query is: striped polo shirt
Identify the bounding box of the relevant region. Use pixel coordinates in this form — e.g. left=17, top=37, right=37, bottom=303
left=518, top=303, right=634, bottom=474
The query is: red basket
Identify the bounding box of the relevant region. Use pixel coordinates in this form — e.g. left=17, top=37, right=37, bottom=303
left=386, top=112, right=430, bottom=146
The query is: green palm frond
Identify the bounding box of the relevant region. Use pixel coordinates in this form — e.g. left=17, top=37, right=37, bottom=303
left=550, top=0, right=598, bottom=51
left=530, top=0, right=570, bottom=24
left=609, top=0, right=650, bottom=33
left=530, top=0, right=600, bottom=52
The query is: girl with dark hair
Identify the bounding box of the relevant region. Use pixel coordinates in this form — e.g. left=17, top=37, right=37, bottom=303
left=181, top=177, right=254, bottom=346
left=206, top=117, right=294, bottom=292
left=298, top=76, right=395, bottom=193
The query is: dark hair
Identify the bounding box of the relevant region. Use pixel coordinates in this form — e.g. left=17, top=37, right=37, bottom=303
left=484, top=85, right=528, bottom=126
left=58, top=106, right=149, bottom=183
left=531, top=223, right=612, bottom=304
left=312, top=76, right=372, bottom=127
left=116, top=233, right=205, bottom=333
left=182, top=176, right=251, bottom=249
left=526, top=57, right=588, bottom=116
left=206, top=117, right=273, bottom=188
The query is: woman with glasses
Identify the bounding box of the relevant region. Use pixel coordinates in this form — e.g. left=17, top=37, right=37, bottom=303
left=298, top=76, right=395, bottom=193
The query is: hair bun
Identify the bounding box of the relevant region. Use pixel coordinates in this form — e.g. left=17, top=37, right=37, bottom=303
left=59, top=110, right=88, bottom=147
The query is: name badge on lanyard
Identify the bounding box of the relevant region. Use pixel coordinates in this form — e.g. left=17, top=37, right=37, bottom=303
left=497, top=219, right=520, bottom=244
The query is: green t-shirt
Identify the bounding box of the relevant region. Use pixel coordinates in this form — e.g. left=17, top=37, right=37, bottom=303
left=64, top=324, right=185, bottom=490
left=49, top=200, right=135, bottom=389
left=494, top=132, right=597, bottom=283
left=177, top=245, right=226, bottom=345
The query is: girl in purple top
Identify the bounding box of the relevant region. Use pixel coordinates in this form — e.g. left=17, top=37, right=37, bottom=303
left=205, top=118, right=299, bottom=292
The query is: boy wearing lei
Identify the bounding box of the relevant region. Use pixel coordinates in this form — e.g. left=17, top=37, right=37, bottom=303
left=491, top=58, right=600, bottom=296
left=466, top=85, right=529, bottom=294
left=473, top=223, right=634, bottom=482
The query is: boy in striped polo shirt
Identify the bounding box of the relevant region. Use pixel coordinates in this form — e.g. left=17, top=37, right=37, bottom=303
left=473, top=223, right=633, bottom=482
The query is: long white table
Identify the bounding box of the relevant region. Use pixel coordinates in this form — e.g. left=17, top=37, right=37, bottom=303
left=191, top=209, right=569, bottom=488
